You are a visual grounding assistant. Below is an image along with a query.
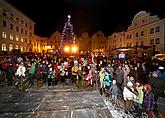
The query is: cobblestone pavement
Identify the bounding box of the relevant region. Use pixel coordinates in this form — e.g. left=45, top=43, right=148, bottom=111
left=0, top=84, right=112, bottom=118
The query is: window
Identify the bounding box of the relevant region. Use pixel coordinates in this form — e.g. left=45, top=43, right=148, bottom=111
left=130, top=34, right=132, bottom=38
left=16, top=17, right=19, bottom=23
left=21, top=20, right=24, bottom=24
left=2, top=32, right=7, bottom=38
left=136, top=42, right=138, bottom=46
left=156, top=26, right=160, bottom=32
left=20, top=46, right=23, bottom=52
left=21, top=37, right=23, bottom=42
left=2, top=9, right=6, bottom=16
left=155, top=38, right=160, bottom=44
left=10, top=14, right=13, bottom=20
left=25, top=38, right=27, bottom=43
left=16, top=26, right=19, bottom=32
left=142, top=20, right=145, bottom=23
left=141, top=31, right=144, bottom=36
left=150, top=39, right=154, bottom=45
left=55, top=41, right=57, bottom=43
left=141, top=41, right=144, bottom=46
left=51, top=41, right=52, bottom=43
left=30, top=25, right=32, bottom=29
left=10, top=24, right=13, bottom=30
left=58, top=41, right=60, bottom=43
left=25, top=30, right=27, bottom=35
left=25, top=23, right=28, bottom=27
left=3, top=20, right=6, bottom=27
left=16, top=36, right=19, bottom=41
left=2, top=44, right=7, bottom=51
left=9, top=34, right=13, bottom=40
left=30, top=40, right=31, bottom=44
left=21, top=28, right=23, bottom=33
left=150, top=28, right=154, bottom=34
left=9, top=44, right=13, bottom=51
left=15, top=45, right=18, bottom=49
left=136, top=32, right=138, bottom=37
left=30, top=32, right=32, bottom=36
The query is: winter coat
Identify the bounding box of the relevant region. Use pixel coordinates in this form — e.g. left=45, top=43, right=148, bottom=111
left=134, top=85, right=144, bottom=104
left=144, top=92, right=155, bottom=112
left=123, top=86, right=136, bottom=101
left=104, top=72, right=111, bottom=87
left=110, top=84, right=118, bottom=95
left=29, top=62, right=36, bottom=75
left=99, top=70, right=105, bottom=82
left=15, top=65, right=26, bottom=77
left=115, top=68, right=124, bottom=84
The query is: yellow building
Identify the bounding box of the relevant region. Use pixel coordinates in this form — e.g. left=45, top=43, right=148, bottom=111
left=108, top=32, right=125, bottom=51
left=91, top=31, right=108, bottom=52
left=47, top=31, right=61, bottom=51
left=0, top=0, right=35, bottom=54
left=78, top=32, right=91, bottom=53
left=108, top=11, right=165, bottom=56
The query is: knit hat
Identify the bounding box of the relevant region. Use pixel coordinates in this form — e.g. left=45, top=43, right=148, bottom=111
left=112, top=80, right=116, bottom=84
left=144, top=84, right=152, bottom=90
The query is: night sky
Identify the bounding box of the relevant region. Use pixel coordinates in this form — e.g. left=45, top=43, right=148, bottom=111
left=6, top=0, right=165, bottom=37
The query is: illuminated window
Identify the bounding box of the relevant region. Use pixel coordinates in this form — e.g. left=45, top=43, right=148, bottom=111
left=2, top=32, right=7, bottom=38
left=155, top=38, right=160, bottom=44
left=150, top=28, right=154, bottom=34
left=9, top=44, right=13, bottom=51
left=16, top=36, right=19, bottom=41
left=9, top=34, right=13, bottom=40
left=15, top=45, right=18, bottom=49
left=2, top=43, right=7, bottom=51
left=20, top=46, right=23, bottom=52
left=21, top=37, right=23, bottom=42
left=150, top=39, right=154, bottom=45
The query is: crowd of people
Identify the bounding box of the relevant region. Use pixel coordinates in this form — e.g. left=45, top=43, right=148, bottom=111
left=0, top=53, right=165, bottom=117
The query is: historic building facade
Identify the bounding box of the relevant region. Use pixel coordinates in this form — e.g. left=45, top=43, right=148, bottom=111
left=78, top=32, right=91, bottom=53
left=0, top=0, right=35, bottom=54
left=108, top=11, right=165, bottom=56
left=91, top=31, right=108, bottom=52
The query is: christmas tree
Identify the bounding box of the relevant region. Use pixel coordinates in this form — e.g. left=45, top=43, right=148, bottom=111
left=61, top=15, right=75, bottom=46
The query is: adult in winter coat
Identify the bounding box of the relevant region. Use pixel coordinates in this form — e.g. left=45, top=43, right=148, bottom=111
left=133, top=81, right=144, bottom=110
left=28, top=61, right=36, bottom=87
left=15, top=62, right=26, bottom=77
left=123, top=81, right=137, bottom=113
left=115, top=66, right=124, bottom=89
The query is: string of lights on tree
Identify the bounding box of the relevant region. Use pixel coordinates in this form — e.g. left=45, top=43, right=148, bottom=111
left=61, top=15, right=75, bottom=47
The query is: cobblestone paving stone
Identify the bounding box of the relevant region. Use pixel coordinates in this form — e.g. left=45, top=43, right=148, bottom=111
left=0, top=84, right=112, bottom=118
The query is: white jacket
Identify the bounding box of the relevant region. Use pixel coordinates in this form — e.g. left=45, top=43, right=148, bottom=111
left=123, top=87, right=136, bottom=101
left=15, top=65, right=26, bottom=77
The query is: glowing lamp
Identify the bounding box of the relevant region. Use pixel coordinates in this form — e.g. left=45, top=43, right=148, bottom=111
left=64, top=46, right=70, bottom=52
left=71, top=46, right=77, bottom=53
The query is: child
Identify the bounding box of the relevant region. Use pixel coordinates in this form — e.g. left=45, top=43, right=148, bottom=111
left=110, top=80, right=118, bottom=100
left=104, top=70, right=111, bottom=98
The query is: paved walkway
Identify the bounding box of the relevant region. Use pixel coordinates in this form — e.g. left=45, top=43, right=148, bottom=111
left=0, top=85, right=112, bottom=118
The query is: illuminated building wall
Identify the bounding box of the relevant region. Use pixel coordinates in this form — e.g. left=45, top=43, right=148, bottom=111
left=0, top=0, right=35, bottom=53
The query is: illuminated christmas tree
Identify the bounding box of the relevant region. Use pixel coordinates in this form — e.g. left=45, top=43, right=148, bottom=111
left=61, top=15, right=75, bottom=46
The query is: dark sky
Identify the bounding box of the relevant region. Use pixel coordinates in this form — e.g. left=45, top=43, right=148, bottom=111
left=6, top=0, right=165, bottom=37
